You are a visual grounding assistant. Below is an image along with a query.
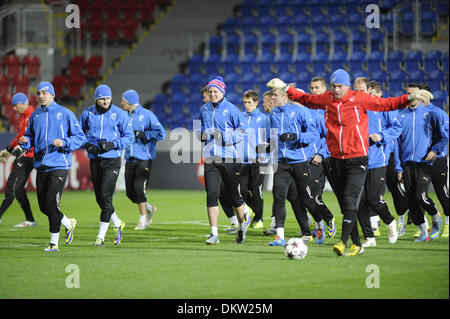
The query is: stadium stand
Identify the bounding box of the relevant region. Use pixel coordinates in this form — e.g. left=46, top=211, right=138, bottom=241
left=0, top=0, right=448, bottom=133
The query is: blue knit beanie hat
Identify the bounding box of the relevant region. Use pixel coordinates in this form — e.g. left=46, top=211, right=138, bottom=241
left=207, top=76, right=226, bottom=94
left=12, top=93, right=29, bottom=105
left=122, top=89, right=139, bottom=106
left=37, top=81, right=55, bottom=96
left=95, top=84, right=112, bottom=100
left=330, top=69, right=351, bottom=87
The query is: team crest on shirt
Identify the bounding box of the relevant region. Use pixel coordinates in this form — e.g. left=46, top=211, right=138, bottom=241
left=350, top=97, right=355, bottom=102
left=111, top=112, right=117, bottom=120
left=56, top=112, right=62, bottom=120
left=424, top=112, right=429, bottom=119
left=223, top=109, right=229, bottom=116
left=290, top=112, right=296, bottom=118
left=256, top=117, right=262, bottom=123
left=139, top=115, right=144, bottom=122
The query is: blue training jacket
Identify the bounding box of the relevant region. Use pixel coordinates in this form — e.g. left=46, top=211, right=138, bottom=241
left=241, top=108, right=268, bottom=164
left=200, top=97, right=247, bottom=160
left=395, top=103, right=448, bottom=172
left=22, top=101, right=87, bottom=171
left=427, top=102, right=449, bottom=158
left=367, top=110, right=402, bottom=169
left=307, top=108, right=330, bottom=160
left=124, top=105, right=166, bottom=161
left=268, top=103, right=320, bottom=163
left=79, top=104, right=134, bottom=159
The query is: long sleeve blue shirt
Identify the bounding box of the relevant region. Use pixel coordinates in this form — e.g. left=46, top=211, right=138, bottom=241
left=22, top=101, right=87, bottom=171
left=124, top=105, right=166, bottom=161
left=79, top=104, right=134, bottom=159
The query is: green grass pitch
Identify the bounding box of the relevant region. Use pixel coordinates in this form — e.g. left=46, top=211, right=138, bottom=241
left=0, top=190, right=448, bottom=299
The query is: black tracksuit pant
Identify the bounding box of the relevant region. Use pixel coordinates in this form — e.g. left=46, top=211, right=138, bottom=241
left=204, top=160, right=244, bottom=209
left=430, top=156, right=449, bottom=217
left=272, top=161, right=332, bottom=229
left=327, top=156, right=369, bottom=246
left=0, top=157, right=34, bottom=222
left=125, top=159, right=152, bottom=204
left=402, top=162, right=439, bottom=226
left=36, top=168, right=68, bottom=233
left=385, top=153, right=409, bottom=216
left=239, top=163, right=265, bottom=222
left=90, top=157, right=121, bottom=223
left=358, top=166, right=395, bottom=239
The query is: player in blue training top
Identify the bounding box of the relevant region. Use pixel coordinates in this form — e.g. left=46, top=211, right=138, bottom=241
left=18, top=81, right=86, bottom=252
left=79, top=84, right=134, bottom=247
left=121, top=89, right=166, bottom=230
left=199, top=76, right=248, bottom=245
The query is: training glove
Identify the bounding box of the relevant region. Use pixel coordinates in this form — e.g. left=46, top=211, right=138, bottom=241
left=98, top=141, right=116, bottom=153
left=408, top=89, right=434, bottom=103
left=279, top=133, right=297, bottom=142
left=83, top=143, right=99, bottom=155
left=134, top=130, right=147, bottom=143
left=8, top=145, right=26, bottom=158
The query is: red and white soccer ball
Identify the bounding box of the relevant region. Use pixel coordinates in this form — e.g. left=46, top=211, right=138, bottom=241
left=284, top=238, right=308, bottom=260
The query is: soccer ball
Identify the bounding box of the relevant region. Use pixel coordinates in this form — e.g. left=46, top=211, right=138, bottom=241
left=284, top=238, right=308, bottom=260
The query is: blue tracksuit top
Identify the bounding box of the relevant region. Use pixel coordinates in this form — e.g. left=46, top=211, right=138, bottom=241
left=200, top=97, right=247, bottom=160
left=367, top=110, right=402, bottom=169
left=79, top=104, right=134, bottom=159
left=307, top=108, right=330, bottom=160
left=427, top=103, right=449, bottom=158
left=268, top=103, right=319, bottom=163
left=22, top=101, right=87, bottom=171
left=395, top=103, right=448, bottom=171
left=241, top=108, right=268, bottom=164
left=124, top=105, right=166, bottom=161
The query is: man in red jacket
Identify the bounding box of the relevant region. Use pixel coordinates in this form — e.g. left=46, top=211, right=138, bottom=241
left=267, top=69, right=432, bottom=256
left=0, top=93, right=36, bottom=227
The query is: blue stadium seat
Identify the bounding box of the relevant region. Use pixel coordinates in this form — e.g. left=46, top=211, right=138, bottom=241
left=276, top=61, right=293, bottom=74
left=433, top=91, right=447, bottom=107
left=226, top=33, right=241, bottom=56
left=385, top=50, right=404, bottom=72
left=428, top=69, right=445, bottom=81
left=404, top=50, right=423, bottom=70
left=223, top=54, right=240, bottom=74
left=443, top=51, right=449, bottom=72
left=297, top=31, right=313, bottom=54
left=423, top=50, right=443, bottom=70
left=208, top=36, right=222, bottom=56
left=315, top=31, right=330, bottom=53
left=389, top=70, right=405, bottom=81
left=407, top=70, right=426, bottom=83
left=370, top=71, right=387, bottom=84
left=243, top=32, right=258, bottom=55
left=329, top=51, right=348, bottom=71
left=367, top=51, right=385, bottom=73
left=387, top=80, right=404, bottom=93
left=261, top=32, right=276, bottom=52
left=332, top=30, right=348, bottom=55
left=241, top=16, right=259, bottom=32
left=370, top=29, right=385, bottom=52
left=312, top=52, right=329, bottom=74
left=436, top=1, right=449, bottom=15
left=278, top=31, right=294, bottom=53
left=382, top=12, right=394, bottom=35
left=400, top=11, right=414, bottom=35
left=349, top=29, right=366, bottom=54
left=421, top=12, right=437, bottom=35
left=348, top=51, right=366, bottom=73
left=187, top=54, right=204, bottom=75
left=223, top=17, right=241, bottom=33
